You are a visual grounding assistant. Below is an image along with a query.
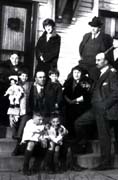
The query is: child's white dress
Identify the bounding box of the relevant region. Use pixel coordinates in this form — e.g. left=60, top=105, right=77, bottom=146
left=21, top=119, right=46, bottom=143
left=5, top=84, right=24, bottom=116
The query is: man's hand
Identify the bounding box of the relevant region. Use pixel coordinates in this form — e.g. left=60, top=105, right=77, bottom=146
left=72, top=96, right=84, bottom=104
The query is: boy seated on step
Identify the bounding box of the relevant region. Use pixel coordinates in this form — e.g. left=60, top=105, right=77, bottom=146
left=4, top=75, right=24, bottom=137
left=43, top=112, right=68, bottom=173
left=20, top=113, right=48, bottom=175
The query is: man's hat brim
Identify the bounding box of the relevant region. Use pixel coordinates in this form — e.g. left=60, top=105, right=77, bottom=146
left=88, top=16, right=103, bottom=27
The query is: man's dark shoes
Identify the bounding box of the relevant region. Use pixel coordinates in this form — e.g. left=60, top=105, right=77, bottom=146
left=71, top=164, right=87, bottom=171
left=92, top=164, right=113, bottom=171
left=22, top=166, right=31, bottom=176
left=11, top=147, right=20, bottom=156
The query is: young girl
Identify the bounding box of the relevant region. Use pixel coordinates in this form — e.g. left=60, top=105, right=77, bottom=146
left=4, top=75, right=24, bottom=137
left=35, top=18, right=61, bottom=76
left=43, top=113, right=68, bottom=173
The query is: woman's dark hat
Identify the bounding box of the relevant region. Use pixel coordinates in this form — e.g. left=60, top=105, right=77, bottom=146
left=72, top=65, right=88, bottom=75
left=88, top=16, right=103, bottom=27
left=72, top=65, right=83, bottom=72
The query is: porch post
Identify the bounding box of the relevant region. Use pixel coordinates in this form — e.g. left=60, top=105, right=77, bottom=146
left=30, top=2, right=38, bottom=77
left=92, top=0, right=99, bottom=17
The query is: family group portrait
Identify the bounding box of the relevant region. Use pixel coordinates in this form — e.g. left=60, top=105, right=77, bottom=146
left=0, top=0, right=118, bottom=180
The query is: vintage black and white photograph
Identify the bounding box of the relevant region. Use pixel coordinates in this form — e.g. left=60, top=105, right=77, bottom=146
left=0, top=0, right=118, bottom=179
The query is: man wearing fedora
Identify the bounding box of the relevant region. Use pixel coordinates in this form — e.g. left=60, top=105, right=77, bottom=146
left=79, top=16, right=114, bottom=82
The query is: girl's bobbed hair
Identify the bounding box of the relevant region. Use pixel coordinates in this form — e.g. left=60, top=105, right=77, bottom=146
left=43, top=18, right=55, bottom=29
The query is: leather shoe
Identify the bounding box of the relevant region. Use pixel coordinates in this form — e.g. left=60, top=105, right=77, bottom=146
left=71, top=164, right=87, bottom=171
left=92, top=164, right=113, bottom=171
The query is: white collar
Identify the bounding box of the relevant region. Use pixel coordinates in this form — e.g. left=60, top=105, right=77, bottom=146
left=92, top=31, right=100, bottom=39
left=35, top=84, right=44, bottom=94
left=100, top=66, right=109, bottom=76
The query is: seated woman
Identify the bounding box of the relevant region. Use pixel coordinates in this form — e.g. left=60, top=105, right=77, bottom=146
left=0, top=53, right=26, bottom=126
left=63, top=65, right=92, bottom=139
left=2, top=53, right=25, bottom=77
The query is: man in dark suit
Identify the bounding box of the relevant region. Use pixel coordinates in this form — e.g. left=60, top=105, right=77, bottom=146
left=79, top=16, right=114, bottom=82
left=29, top=71, right=47, bottom=117
left=75, top=52, right=118, bottom=170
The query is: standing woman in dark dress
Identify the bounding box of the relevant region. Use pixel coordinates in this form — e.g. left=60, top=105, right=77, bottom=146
left=35, top=18, right=61, bottom=75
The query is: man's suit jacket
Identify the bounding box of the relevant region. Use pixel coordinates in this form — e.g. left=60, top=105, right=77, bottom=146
left=29, top=84, right=46, bottom=116
left=92, top=67, right=118, bottom=120
left=79, top=32, right=114, bottom=66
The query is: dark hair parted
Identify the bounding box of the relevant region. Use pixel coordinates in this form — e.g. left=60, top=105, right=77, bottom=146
left=43, top=18, right=55, bottom=29
left=50, top=111, right=61, bottom=120
left=48, top=69, right=60, bottom=77
left=18, top=68, right=29, bottom=76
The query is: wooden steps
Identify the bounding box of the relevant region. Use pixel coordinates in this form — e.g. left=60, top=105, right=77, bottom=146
left=0, top=126, right=118, bottom=171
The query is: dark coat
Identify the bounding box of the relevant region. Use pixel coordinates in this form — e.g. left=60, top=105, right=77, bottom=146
left=63, top=78, right=91, bottom=113
left=35, top=31, right=61, bottom=74
left=0, top=60, right=27, bottom=93
left=79, top=32, right=114, bottom=66
left=2, top=60, right=25, bottom=76
left=74, top=67, right=118, bottom=162
left=63, top=78, right=91, bottom=128
left=29, top=81, right=63, bottom=118
left=29, top=84, right=46, bottom=117
left=45, top=80, right=63, bottom=116
left=91, top=67, right=118, bottom=163
left=92, top=68, right=118, bottom=120
left=0, top=64, right=10, bottom=94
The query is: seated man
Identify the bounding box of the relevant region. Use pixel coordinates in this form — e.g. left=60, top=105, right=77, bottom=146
left=75, top=52, right=118, bottom=170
